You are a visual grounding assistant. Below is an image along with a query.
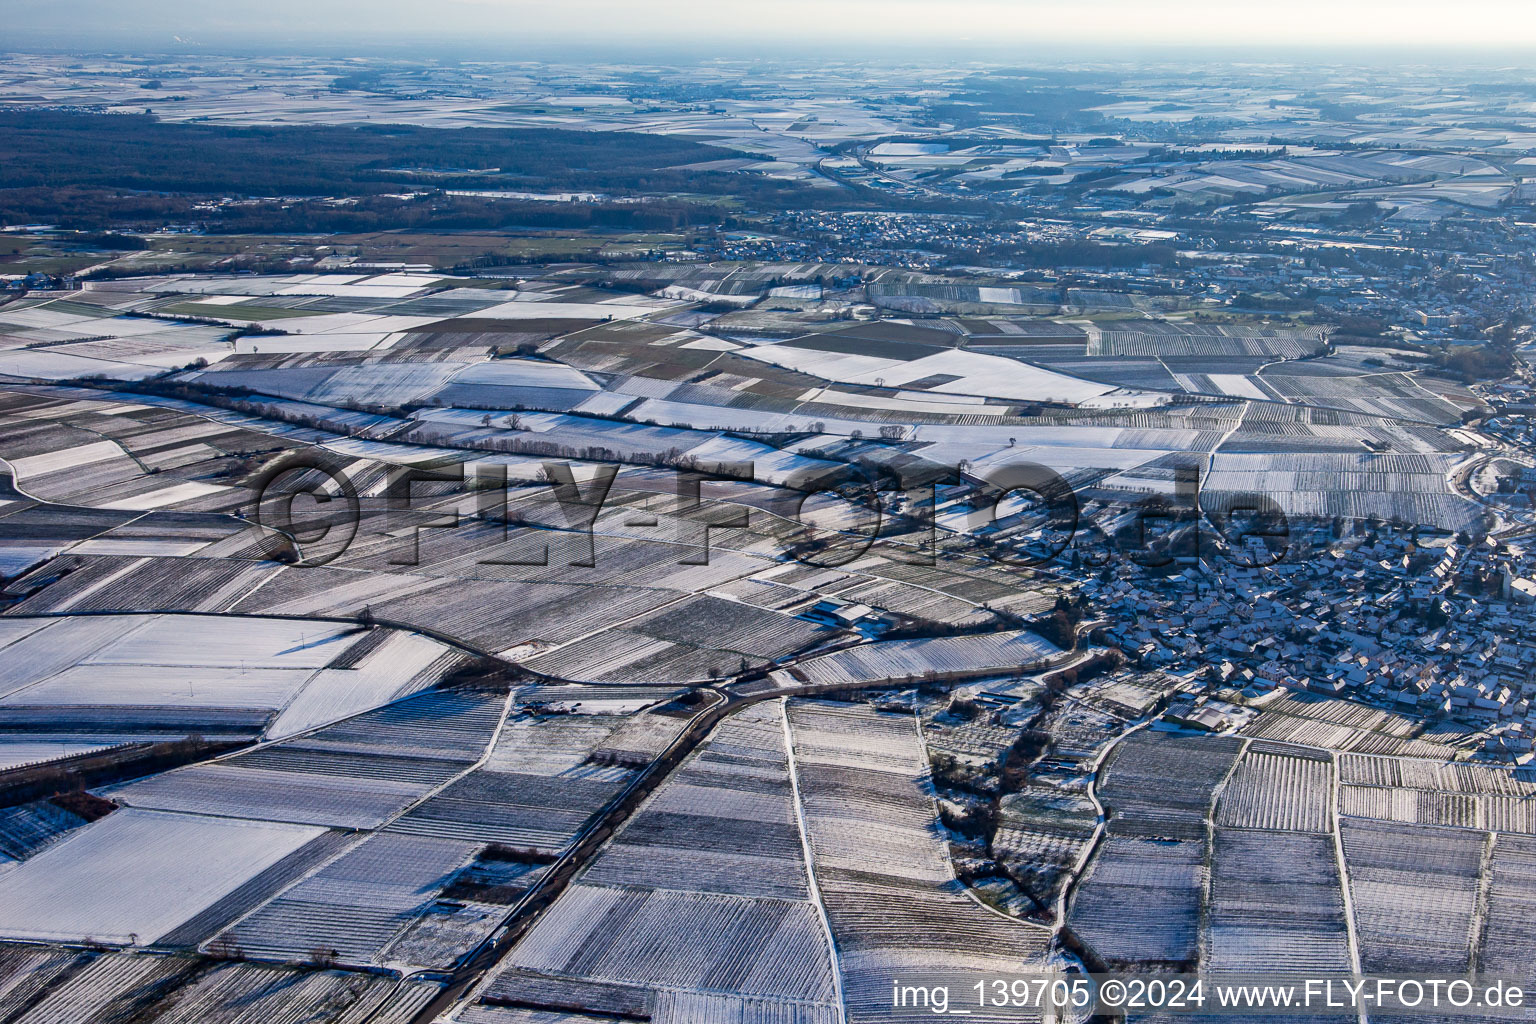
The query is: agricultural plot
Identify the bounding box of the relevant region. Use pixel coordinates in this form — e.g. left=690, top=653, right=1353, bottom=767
left=991, top=825, right=1090, bottom=870
left=426, top=357, right=603, bottom=411
left=482, top=703, right=837, bottom=1022
left=0, top=948, right=440, bottom=1024
left=0, top=809, right=325, bottom=945
left=111, top=688, right=506, bottom=828
left=1097, top=731, right=1242, bottom=840
left=0, top=944, right=95, bottom=1021
left=786, top=700, right=1051, bottom=1023
left=385, top=899, right=507, bottom=971
left=1339, top=752, right=1536, bottom=797
left=4, top=556, right=281, bottom=622
left=399, top=406, right=725, bottom=467
left=1088, top=324, right=1324, bottom=360
left=1068, top=837, right=1204, bottom=966
left=144, top=962, right=442, bottom=1024
left=132, top=271, right=443, bottom=302
left=781, top=630, right=1062, bottom=689
left=218, top=831, right=480, bottom=968
left=1338, top=785, right=1536, bottom=832
left=588, top=709, right=688, bottom=766
left=200, top=360, right=471, bottom=408
left=1340, top=818, right=1483, bottom=973
left=1203, top=452, right=1481, bottom=533
left=511, top=683, right=687, bottom=713
left=1204, top=829, right=1354, bottom=977
left=496, top=585, right=838, bottom=687
left=1213, top=746, right=1333, bottom=833
left=1478, top=833, right=1536, bottom=974
left=500, top=885, right=838, bottom=1010
left=0, top=265, right=1489, bottom=544
left=154, top=830, right=357, bottom=950
left=0, top=297, right=237, bottom=382
left=266, top=629, right=460, bottom=739
left=386, top=767, right=627, bottom=850
left=106, top=763, right=427, bottom=830
left=1259, top=370, right=1471, bottom=424
left=0, top=613, right=459, bottom=743
left=223, top=563, right=464, bottom=623
left=0, top=396, right=280, bottom=515
left=0, top=800, right=96, bottom=863
left=0, top=949, right=200, bottom=1024
left=1028, top=354, right=1184, bottom=391
left=1034, top=700, right=1134, bottom=762
left=741, top=339, right=1115, bottom=404
left=460, top=972, right=659, bottom=1024
left=0, top=387, right=315, bottom=478
left=1219, top=404, right=1468, bottom=457
left=190, top=699, right=675, bottom=971
left=1337, top=754, right=1536, bottom=832
left=581, top=703, right=809, bottom=899
left=202, top=500, right=836, bottom=682
left=865, top=280, right=1060, bottom=313
left=1241, top=693, right=1465, bottom=759
left=483, top=712, right=644, bottom=774
left=0, top=616, right=145, bottom=698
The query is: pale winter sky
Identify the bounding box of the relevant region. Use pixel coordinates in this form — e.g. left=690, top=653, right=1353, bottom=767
left=3, top=0, right=1535, bottom=52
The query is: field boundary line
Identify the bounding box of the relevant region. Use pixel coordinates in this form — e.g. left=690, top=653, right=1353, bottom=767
left=781, top=696, right=847, bottom=1024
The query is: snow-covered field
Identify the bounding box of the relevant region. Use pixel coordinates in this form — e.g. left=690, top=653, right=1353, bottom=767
left=0, top=808, right=324, bottom=944
left=0, top=614, right=454, bottom=737
left=267, top=631, right=450, bottom=739
left=741, top=342, right=1116, bottom=404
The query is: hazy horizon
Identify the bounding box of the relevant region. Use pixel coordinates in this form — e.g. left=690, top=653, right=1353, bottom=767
left=4, top=0, right=1536, bottom=57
